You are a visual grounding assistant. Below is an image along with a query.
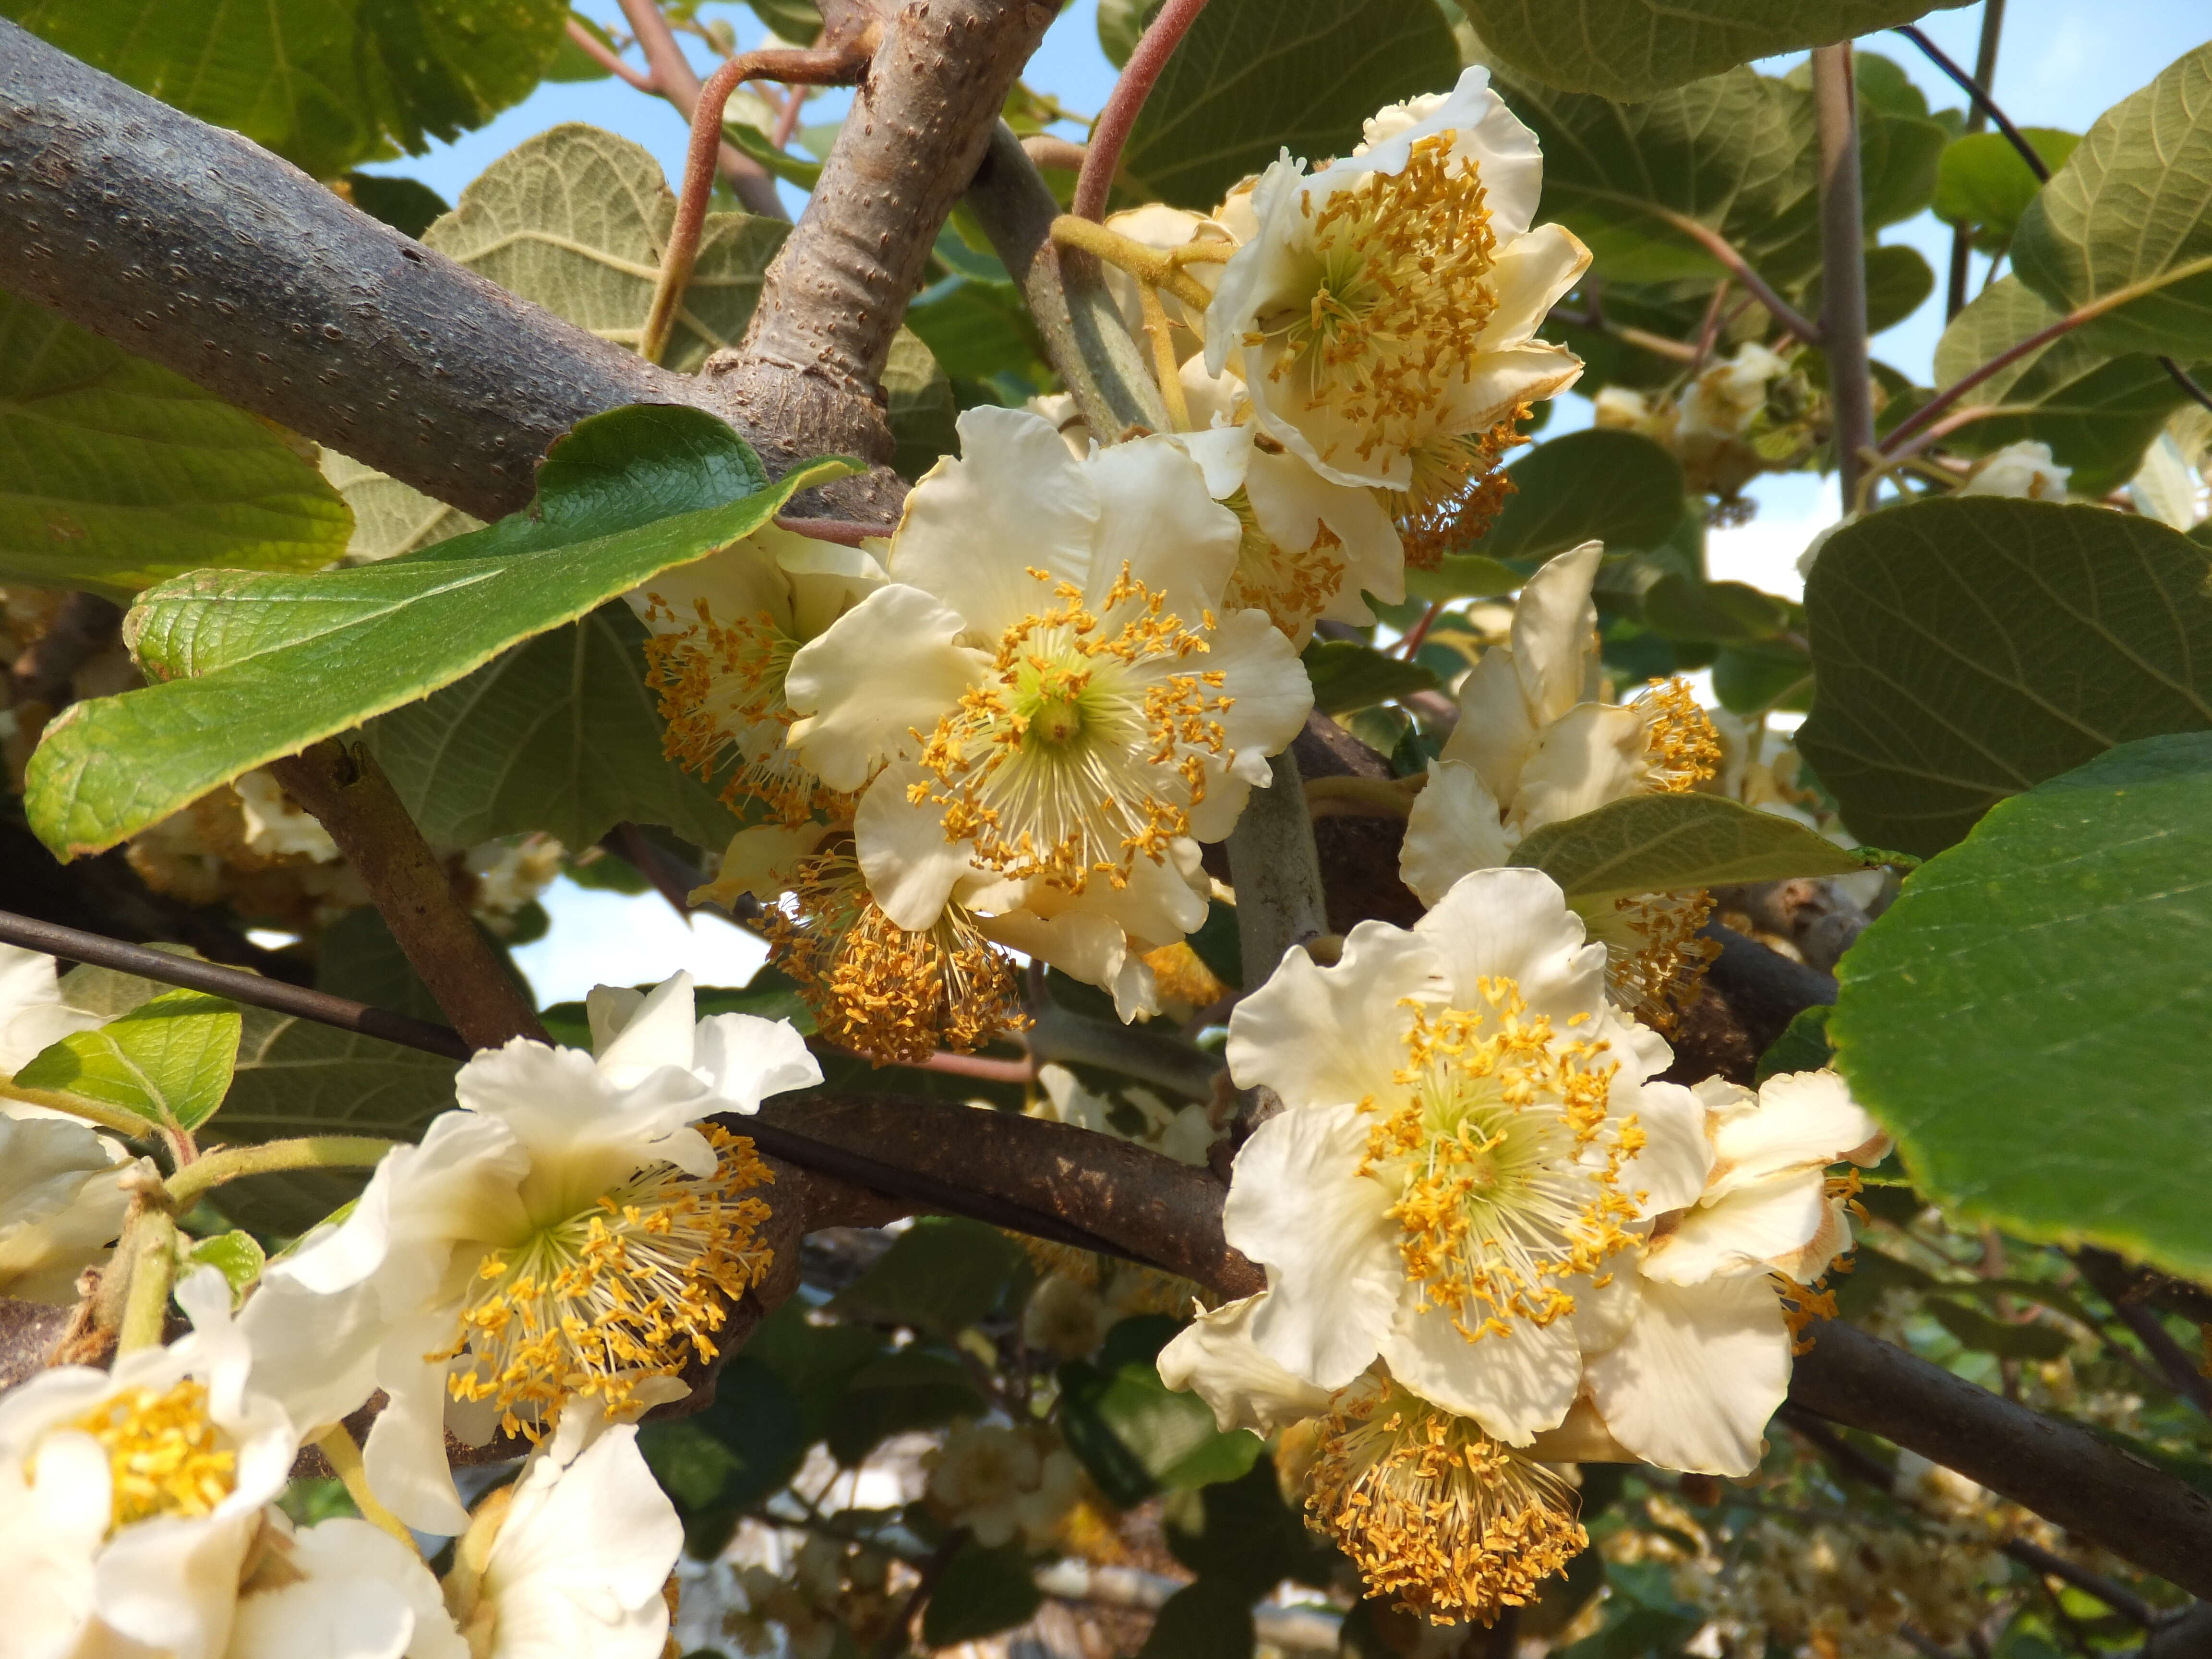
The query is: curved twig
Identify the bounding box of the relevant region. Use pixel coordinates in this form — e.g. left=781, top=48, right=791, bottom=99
left=1072, top=0, right=1210, bottom=221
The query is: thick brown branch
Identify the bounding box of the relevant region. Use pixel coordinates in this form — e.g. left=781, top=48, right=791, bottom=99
left=719, top=0, right=1059, bottom=468
left=265, top=741, right=547, bottom=1050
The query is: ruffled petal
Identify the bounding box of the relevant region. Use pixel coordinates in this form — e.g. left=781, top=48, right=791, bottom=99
left=1410, top=867, right=1609, bottom=1030
left=1470, top=225, right=1594, bottom=353
left=784, top=584, right=985, bottom=792
left=1629, top=1080, right=1716, bottom=1219
left=1084, top=436, right=1242, bottom=620
left=1510, top=701, right=1654, bottom=834
left=691, top=822, right=835, bottom=910
left=1156, top=1294, right=1335, bottom=1435
left=1709, top=1070, right=1885, bottom=1197
left=854, top=764, right=989, bottom=933
left=1226, top=1105, right=1405, bottom=1391
left=1437, top=649, right=1536, bottom=802
left=1583, top=1275, right=1791, bottom=1476
left=1380, top=1295, right=1582, bottom=1445
left=1646, top=1174, right=1831, bottom=1286
left=1398, top=759, right=1513, bottom=909
left=689, top=1013, right=820, bottom=1117
left=590, top=973, right=699, bottom=1088
left=1509, top=543, right=1603, bottom=727
left=1225, top=924, right=1442, bottom=1108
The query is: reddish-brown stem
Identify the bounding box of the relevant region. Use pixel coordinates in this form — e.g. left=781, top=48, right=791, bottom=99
left=1022, top=134, right=1089, bottom=173
left=1072, top=0, right=1211, bottom=221
left=643, top=41, right=873, bottom=364
left=617, top=0, right=787, bottom=219
left=772, top=515, right=892, bottom=546
left=566, top=18, right=659, bottom=93
left=771, top=82, right=807, bottom=150
left=1654, top=206, right=1823, bottom=348
left=900, top=1050, right=1035, bottom=1084
left=1878, top=311, right=2087, bottom=456
left=1396, top=599, right=1444, bottom=659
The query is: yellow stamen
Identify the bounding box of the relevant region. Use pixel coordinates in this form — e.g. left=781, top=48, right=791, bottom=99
left=1595, top=890, right=1721, bottom=1037
left=1223, top=489, right=1347, bottom=640
left=918, top=565, right=1228, bottom=892
left=1634, top=676, right=1723, bottom=794
left=640, top=593, right=842, bottom=827
left=438, top=1127, right=775, bottom=1440
left=1390, top=411, right=1528, bottom=569
left=1251, top=135, right=1500, bottom=464
left=767, top=847, right=1029, bottom=1066
left=1358, top=986, right=1643, bottom=1344
left=69, top=1378, right=237, bottom=1532
left=1306, top=1378, right=1586, bottom=1625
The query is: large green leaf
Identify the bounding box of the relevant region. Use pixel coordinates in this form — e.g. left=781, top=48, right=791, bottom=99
left=826, top=1218, right=1029, bottom=1339
left=1933, top=128, right=2080, bottom=252
left=1832, top=733, right=2212, bottom=1278
left=1510, top=793, right=1870, bottom=904
left=1299, top=640, right=1439, bottom=716
left=1459, top=0, right=1960, bottom=100
left=25, top=406, right=856, bottom=858
left=0, top=295, right=350, bottom=598
left=421, top=124, right=788, bottom=375
left=15, top=989, right=241, bottom=1134
left=1797, top=497, right=2212, bottom=856
left=922, top=1541, right=1042, bottom=1648
left=1097, top=0, right=1162, bottom=68
left=1930, top=277, right=2190, bottom=494
left=1, top=0, right=568, bottom=180
left=2012, top=45, right=2212, bottom=361
left=365, top=604, right=737, bottom=854
left=1484, top=429, right=1687, bottom=562
left=1115, top=0, right=1460, bottom=211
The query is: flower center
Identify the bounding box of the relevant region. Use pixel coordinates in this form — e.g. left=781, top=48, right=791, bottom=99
left=1252, top=135, right=1499, bottom=462
left=68, top=1378, right=237, bottom=1533
left=1390, top=412, right=1527, bottom=569
left=641, top=593, right=834, bottom=827
left=1359, top=984, right=1642, bottom=1343
left=441, top=1128, right=776, bottom=1439
left=766, top=846, right=1029, bottom=1065
left=1306, top=1379, right=1586, bottom=1624
left=920, top=567, right=1227, bottom=890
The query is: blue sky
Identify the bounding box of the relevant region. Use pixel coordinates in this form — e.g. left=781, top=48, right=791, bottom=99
left=457, top=1, right=2210, bottom=998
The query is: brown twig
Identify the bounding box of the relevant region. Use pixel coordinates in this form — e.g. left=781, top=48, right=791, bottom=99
left=1021, top=134, right=1088, bottom=173
left=642, top=40, right=874, bottom=364
left=1072, top=0, right=1209, bottom=221
left=565, top=17, right=659, bottom=92
left=617, top=0, right=788, bottom=219
left=265, top=741, right=548, bottom=1050
left=2073, top=1249, right=2212, bottom=1419
left=1813, top=45, right=1875, bottom=506
left=1643, top=206, right=1824, bottom=348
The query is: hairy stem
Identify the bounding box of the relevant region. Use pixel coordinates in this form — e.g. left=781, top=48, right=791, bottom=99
left=616, top=0, right=788, bottom=218
left=266, top=741, right=548, bottom=1051
left=565, top=17, right=659, bottom=92
left=115, top=1207, right=177, bottom=1353
left=1225, top=751, right=1331, bottom=988
left=1072, top=0, right=1211, bottom=221
left=1813, top=45, right=1875, bottom=505
left=165, top=1136, right=398, bottom=1211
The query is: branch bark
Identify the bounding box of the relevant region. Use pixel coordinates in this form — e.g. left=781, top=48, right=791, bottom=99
left=1813, top=43, right=1875, bottom=505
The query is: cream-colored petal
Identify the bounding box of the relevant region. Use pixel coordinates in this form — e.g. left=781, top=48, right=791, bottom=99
left=1646, top=1174, right=1831, bottom=1286
left=1445, top=342, right=1589, bottom=441
left=590, top=972, right=698, bottom=1088
left=1380, top=1295, right=1583, bottom=1446
left=1509, top=543, right=1603, bottom=727
left=1526, top=1396, right=1635, bottom=1464
left=1398, top=758, right=1513, bottom=909
left=1510, top=701, right=1654, bottom=834
left=1410, top=867, right=1609, bottom=1032
left=624, top=537, right=790, bottom=636
left=689, top=822, right=835, bottom=911
left=784, top=584, right=985, bottom=791
left=976, top=905, right=1154, bottom=1023
left=1583, top=1275, right=1790, bottom=1476
left=1174, top=420, right=1255, bottom=501
left=1225, top=923, right=1441, bottom=1107
left=1470, top=225, right=1594, bottom=353
left=854, top=765, right=987, bottom=933
left=1226, top=1105, right=1406, bottom=1391
left=228, top=1518, right=457, bottom=1659
left=1242, top=449, right=1405, bottom=613
left=1084, top=435, right=1242, bottom=619
left=1155, top=1294, right=1335, bottom=1435
left=364, top=1313, right=475, bottom=1534
left=1205, top=607, right=1315, bottom=781
left=890, top=406, right=1103, bottom=634
left=688, top=1013, right=820, bottom=1118
left=1708, top=1070, right=1885, bottom=1198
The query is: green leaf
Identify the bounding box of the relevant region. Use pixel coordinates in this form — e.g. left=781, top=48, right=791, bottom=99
left=684, top=1355, right=809, bottom=1511
left=1298, top=640, right=1439, bottom=717
left=337, top=173, right=452, bottom=240
left=0, top=294, right=351, bottom=599
left=826, top=1347, right=990, bottom=1465
left=365, top=603, right=738, bottom=854
left=922, top=1540, right=1042, bottom=1647
left=1640, top=575, right=1790, bottom=645
left=1137, top=1579, right=1256, bottom=1659
left=904, top=279, right=1050, bottom=388
left=1510, top=793, right=1870, bottom=905
left=1930, top=276, right=2190, bottom=494
left=885, top=329, right=960, bottom=484
left=1115, top=0, right=1461, bottom=211
left=1097, top=0, right=1163, bottom=68
left=1862, top=242, right=1936, bottom=335
left=1473, top=430, right=1688, bottom=568
left=420, top=124, right=788, bottom=375
left=1, top=0, right=569, bottom=179
left=1797, top=497, right=2212, bottom=856
left=1833, top=733, right=2212, bottom=1279
left=16, top=989, right=242, bottom=1133
left=1058, top=1357, right=1263, bottom=1508
left=827, top=1218, right=1029, bottom=1339
left=637, top=1419, right=745, bottom=1512
left=2012, top=45, right=2212, bottom=361
left=1756, top=1005, right=1833, bottom=1082
left=1460, top=0, right=1962, bottom=101
left=1710, top=639, right=1813, bottom=717
left=723, top=120, right=825, bottom=191
left=1925, top=1299, right=2074, bottom=1361
left=1162, top=1459, right=1337, bottom=1592
left=318, top=453, right=482, bottom=565
left=742, top=0, right=822, bottom=43
left=26, top=407, right=855, bottom=858
left=1778, top=54, right=1947, bottom=231
left=1933, top=128, right=2080, bottom=251
left=186, top=1231, right=267, bottom=1304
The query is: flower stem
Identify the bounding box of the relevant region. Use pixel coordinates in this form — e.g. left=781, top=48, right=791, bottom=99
left=165, top=1135, right=399, bottom=1210
left=1136, top=280, right=1191, bottom=430
left=115, top=1207, right=178, bottom=1353
left=313, top=1422, right=420, bottom=1550
left=1073, top=0, right=1211, bottom=221
left=1050, top=215, right=1215, bottom=313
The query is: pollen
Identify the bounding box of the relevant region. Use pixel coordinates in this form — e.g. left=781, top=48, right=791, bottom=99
left=1600, top=890, right=1721, bottom=1036
left=766, top=845, right=1030, bottom=1066
left=1223, top=489, right=1347, bottom=640
left=919, top=566, right=1229, bottom=892
left=69, top=1378, right=238, bottom=1532
left=1391, top=411, right=1527, bottom=569
left=440, top=1126, right=776, bottom=1440
left=1634, top=677, right=1723, bottom=794
left=640, top=593, right=840, bottom=827
left=1253, top=135, right=1501, bottom=464
left=1306, top=1378, right=1587, bottom=1624
left=1358, top=985, right=1643, bottom=1345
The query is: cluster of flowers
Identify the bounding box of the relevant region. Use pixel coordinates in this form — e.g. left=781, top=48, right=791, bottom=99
left=1, top=959, right=821, bottom=1659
